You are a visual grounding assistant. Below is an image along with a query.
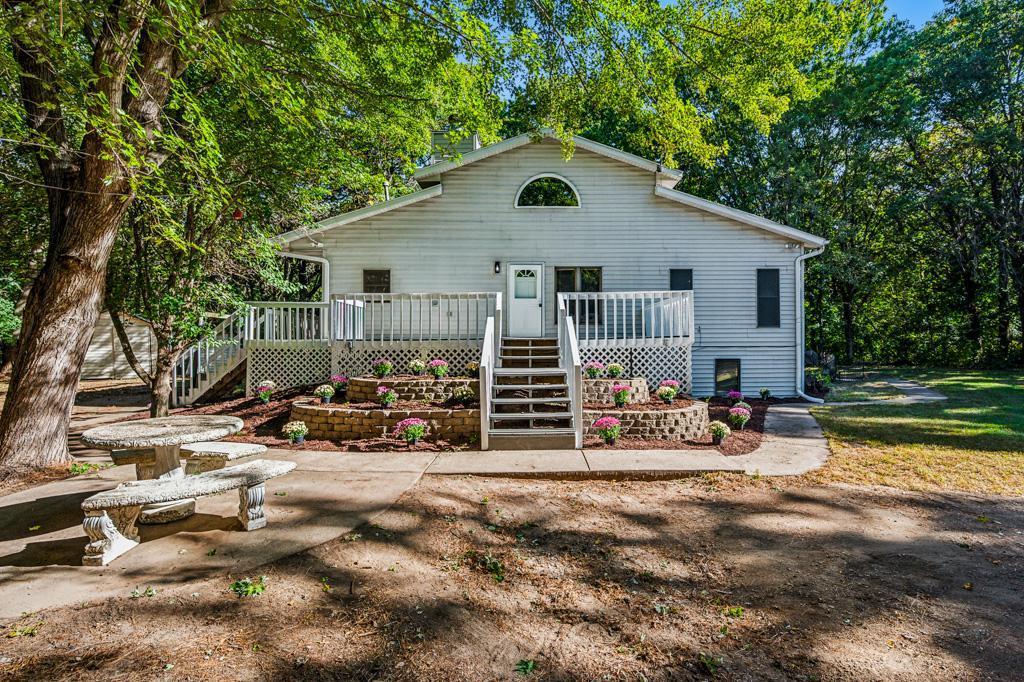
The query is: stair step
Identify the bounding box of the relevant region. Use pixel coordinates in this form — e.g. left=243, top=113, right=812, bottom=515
left=500, top=346, right=559, bottom=353
left=487, top=427, right=576, bottom=435
left=494, top=367, right=565, bottom=376
left=491, top=397, right=569, bottom=405
left=492, top=383, right=568, bottom=391
left=490, top=412, right=574, bottom=421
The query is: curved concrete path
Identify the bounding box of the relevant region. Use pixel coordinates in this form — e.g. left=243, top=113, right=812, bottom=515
left=0, top=450, right=433, bottom=619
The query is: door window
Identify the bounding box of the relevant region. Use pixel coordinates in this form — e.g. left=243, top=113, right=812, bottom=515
left=514, top=269, right=538, bottom=298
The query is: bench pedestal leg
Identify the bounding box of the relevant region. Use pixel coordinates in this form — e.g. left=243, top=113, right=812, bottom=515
left=238, top=484, right=266, bottom=531
left=139, top=445, right=195, bottom=525
left=83, top=507, right=141, bottom=566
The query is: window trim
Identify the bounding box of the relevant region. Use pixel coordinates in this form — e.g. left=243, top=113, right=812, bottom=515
left=362, top=269, right=391, bottom=294
left=554, top=266, right=602, bottom=323
left=756, top=268, right=781, bottom=328
left=514, top=173, right=582, bottom=209
left=714, top=358, right=742, bottom=396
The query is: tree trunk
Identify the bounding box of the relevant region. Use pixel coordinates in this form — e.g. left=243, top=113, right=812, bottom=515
left=149, top=357, right=176, bottom=418
left=0, top=195, right=129, bottom=469
left=841, top=294, right=855, bottom=365
left=963, top=269, right=983, bottom=360
left=997, top=250, right=1011, bottom=362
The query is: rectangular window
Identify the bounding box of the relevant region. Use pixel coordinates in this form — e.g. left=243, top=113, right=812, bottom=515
left=756, top=268, right=780, bottom=327
left=362, top=269, right=391, bottom=294
left=554, top=267, right=602, bottom=323
left=715, top=359, right=741, bottom=396
left=669, top=268, right=693, bottom=291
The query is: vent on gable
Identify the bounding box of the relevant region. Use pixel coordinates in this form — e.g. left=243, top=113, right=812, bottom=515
left=429, top=130, right=481, bottom=164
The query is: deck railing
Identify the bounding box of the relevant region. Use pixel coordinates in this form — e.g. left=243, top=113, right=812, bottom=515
left=332, top=292, right=500, bottom=347
left=246, top=302, right=330, bottom=344
left=478, top=315, right=496, bottom=450
left=557, top=296, right=584, bottom=448
left=558, top=290, right=693, bottom=347
left=171, top=311, right=247, bottom=406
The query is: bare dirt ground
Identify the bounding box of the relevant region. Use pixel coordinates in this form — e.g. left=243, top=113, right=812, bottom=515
left=3, top=474, right=1022, bottom=681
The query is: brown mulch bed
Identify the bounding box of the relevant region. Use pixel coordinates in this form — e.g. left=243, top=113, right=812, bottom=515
left=584, top=397, right=773, bottom=456
left=177, top=388, right=478, bottom=452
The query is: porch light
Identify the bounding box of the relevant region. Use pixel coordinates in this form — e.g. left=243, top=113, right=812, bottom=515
left=494, top=261, right=501, bottom=274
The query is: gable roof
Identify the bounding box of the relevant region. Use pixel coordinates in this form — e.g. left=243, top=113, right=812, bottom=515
left=278, top=130, right=826, bottom=249
left=653, top=186, right=827, bottom=248
left=276, top=184, right=443, bottom=247
left=413, top=128, right=684, bottom=186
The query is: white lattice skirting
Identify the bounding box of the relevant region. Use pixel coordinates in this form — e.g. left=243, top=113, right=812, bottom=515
left=578, top=346, right=691, bottom=394
left=247, top=344, right=331, bottom=394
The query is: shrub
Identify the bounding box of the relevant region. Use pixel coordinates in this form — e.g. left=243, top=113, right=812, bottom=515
left=708, top=420, right=731, bottom=440
left=427, top=358, right=449, bottom=378
left=371, top=357, right=393, bottom=378
left=376, top=385, right=398, bottom=407
left=330, top=374, right=348, bottom=393
left=655, top=385, right=677, bottom=403
left=593, top=416, right=622, bottom=443
left=255, top=380, right=276, bottom=403
left=584, top=361, right=605, bottom=379
left=659, top=379, right=681, bottom=391
left=734, top=401, right=752, bottom=411
left=606, top=362, right=625, bottom=378
left=728, top=406, right=751, bottom=429
left=408, top=358, right=426, bottom=375
left=760, top=387, right=771, bottom=400
left=229, top=576, right=267, bottom=598
left=726, top=390, right=744, bottom=402
left=611, top=383, right=631, bottom=406
left=451, top=385, right=476, bottom=406
left=313, top=384, right=335, bottom=401
left=282, top=421, right=308, bottom=443
left=393, top=417, right=428, bottom=444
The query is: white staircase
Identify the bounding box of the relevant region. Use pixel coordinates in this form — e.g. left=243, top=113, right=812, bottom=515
left=171, top=311, right=248, bottom=407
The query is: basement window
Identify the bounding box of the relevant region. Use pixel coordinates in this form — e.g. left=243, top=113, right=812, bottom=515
left=715, top=359, right=741, bottom=396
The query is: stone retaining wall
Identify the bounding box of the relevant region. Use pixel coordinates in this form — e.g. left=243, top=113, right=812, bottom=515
left=583, top=377, right=649, bottom=404
left=346, top=376, right=478, bottom=403
left=583, top=401, right=708, bottom=441
left=291, top=401, right=479, bottom=440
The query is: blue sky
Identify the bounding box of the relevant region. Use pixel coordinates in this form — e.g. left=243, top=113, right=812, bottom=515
left=887, top=0, right=945, bottom=27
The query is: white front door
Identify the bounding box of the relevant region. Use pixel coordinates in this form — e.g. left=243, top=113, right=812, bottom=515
left=507, top=263, right=544, bottom=337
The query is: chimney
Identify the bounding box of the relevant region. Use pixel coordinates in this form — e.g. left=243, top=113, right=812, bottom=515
left=429, top=129, right=481, bottom=164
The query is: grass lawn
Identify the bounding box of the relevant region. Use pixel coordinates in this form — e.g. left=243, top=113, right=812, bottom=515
left=826, top=369, right=906, bottom=402
left=808, top=368, right=1024, bottom=495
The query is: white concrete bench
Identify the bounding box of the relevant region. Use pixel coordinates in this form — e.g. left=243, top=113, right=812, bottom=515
left=181, top=442, right=267, bottom=473
left=80, top=459, right=295, bottom=566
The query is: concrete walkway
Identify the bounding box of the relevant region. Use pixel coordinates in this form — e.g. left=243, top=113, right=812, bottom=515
left=426, top=402, right=830, bottom=478
left=0, top=450, right=433, bottom=619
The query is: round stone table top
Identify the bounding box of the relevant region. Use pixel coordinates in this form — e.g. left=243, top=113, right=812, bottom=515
left=82, top=416, right=244, bottom=450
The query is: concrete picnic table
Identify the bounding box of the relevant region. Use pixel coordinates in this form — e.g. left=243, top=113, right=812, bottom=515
left=81, top=415, right=243, bottom=524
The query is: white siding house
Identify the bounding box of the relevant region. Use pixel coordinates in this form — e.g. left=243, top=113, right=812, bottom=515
left=82, top=313, right=156, bottom=380
left=278, top=132, right=825, bottom=398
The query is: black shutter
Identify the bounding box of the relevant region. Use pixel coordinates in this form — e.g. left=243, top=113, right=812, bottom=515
left=669, top=268, right=693, bottom=291
left=756, top=269, right=780, bottom=327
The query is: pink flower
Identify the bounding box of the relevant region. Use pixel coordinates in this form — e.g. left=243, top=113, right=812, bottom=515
left=729, top=406, right=751, bottom=417
left=584, top=361, right=605, bottom=370
left=593, top=416, right=621, bottom=429
left=393, top=417, right=427, bottom=434
left=427, top=358, right=448, bottom=368
left=659, top=379, right=680, bottom=389
left=611, top=384, right=631, bottom=393
left=330, top=374, right=348, bottom=385
left=376, top=386, right=390, bottom=395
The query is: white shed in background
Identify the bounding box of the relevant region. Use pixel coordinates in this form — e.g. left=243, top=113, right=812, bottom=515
left=81, top=313, right=156, bottom=380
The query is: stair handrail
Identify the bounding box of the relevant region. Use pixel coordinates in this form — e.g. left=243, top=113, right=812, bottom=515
left=557, top=296, right=584, bottom=448
left=479, top=315, right=495, bottom=450
left=171, top=308, right=250, bottom=407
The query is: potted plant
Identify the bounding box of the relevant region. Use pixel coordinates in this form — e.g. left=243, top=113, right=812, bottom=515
left=427, top=358, right=449, bottom=379
left=655, top=385, right=677, bottom=404
left=282, top=420, right=308, bottom=444
left=465, top=360, right=480, bottom=376
left=408, top=359, right=426, bottom=376
left=606, top=362, right=625, bottom=379
left=593, top=416, right=622, bottom=445
left=759, top=387, right=771, bottom=400
left=708, top=420, right=730, bottom=445
left=734, top=400, right=752, bottom=411
left=313, top=384, right=335, bottom=405
left=726, top=390, right=744, bottom=404
left=450, top=385, right=476, bottom=407
left=371, top=357, right=393, bottom=378
left=255, top=380, right=276, bottom=404
left=330, top=374, right=348, bottom=400
left=584, top=361, right=605, bottom=379
left=611, top=383, right=631, bottom=408
left=393, top=417, right=428, bottom=445
left=376, top=385, right=398, bottom=407
left=728, top=406, right=751, bottom=430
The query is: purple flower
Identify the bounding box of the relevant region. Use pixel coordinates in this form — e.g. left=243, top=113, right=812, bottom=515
left=726, top=390, right=744, bottom=401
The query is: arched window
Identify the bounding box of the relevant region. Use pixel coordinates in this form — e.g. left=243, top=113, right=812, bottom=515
left=514, top=174, right=580, bottom=208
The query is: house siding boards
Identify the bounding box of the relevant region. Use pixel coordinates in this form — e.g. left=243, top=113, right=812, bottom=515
left=297, top=138, right=801, bottom=396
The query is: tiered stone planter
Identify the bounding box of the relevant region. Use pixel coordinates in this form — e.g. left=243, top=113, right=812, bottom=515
left=291, top=401, right=479, bottom=440
left=583, top=401, right=709, bottom=441
left=583, top=377, right=650, bottom=403
left=345, top=376, right=478, bottom=403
